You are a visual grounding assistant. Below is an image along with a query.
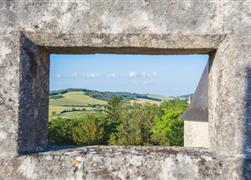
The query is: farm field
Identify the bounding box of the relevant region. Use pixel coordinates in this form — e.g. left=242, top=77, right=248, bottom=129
left=49, top=91, right=107, bottom=120
left=130, top=98, right=162, bottom=105
left=48, top=89, right=170, bottom=120
left=50, top=91, right=106, bottom=107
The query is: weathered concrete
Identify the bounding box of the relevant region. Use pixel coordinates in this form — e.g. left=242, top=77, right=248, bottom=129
left=0, top=0, right=251, bottom=179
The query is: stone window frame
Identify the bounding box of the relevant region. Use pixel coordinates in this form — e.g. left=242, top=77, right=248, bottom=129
left=18, top=32, right=222, bottom=154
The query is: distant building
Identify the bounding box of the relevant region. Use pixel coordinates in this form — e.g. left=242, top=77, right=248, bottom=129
left=182, top=63, right=209, bottom=148
left=187, top=94, right=193, bottom=105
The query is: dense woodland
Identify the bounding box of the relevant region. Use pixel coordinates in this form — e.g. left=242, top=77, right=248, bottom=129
left=48, top=96, right=187, bottom=146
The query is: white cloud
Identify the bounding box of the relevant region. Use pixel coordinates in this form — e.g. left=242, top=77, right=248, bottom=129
left=141, top=72, right=158, bottom=77
left=129, top=71, right=140, bottom=78
left=85, top=72, right=100, bottom=79
left=107, top=73, right=117, bottom=78
left=128, top=71, right=157, bottom=78
left=70, top=72, right=102, bottom=79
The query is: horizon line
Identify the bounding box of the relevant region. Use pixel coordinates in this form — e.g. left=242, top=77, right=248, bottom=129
left=49, top=87, right=193, bottom=97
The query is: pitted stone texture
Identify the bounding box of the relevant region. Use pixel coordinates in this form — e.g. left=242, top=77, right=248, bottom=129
left=18, top=34, right=49, bottom=154
left=0, top=147, right=221, bottom=180
left=0, top=31, right=20, bottom=159
left=16, top=0, right=222, bottom=34
left=0, top=1, right=16, bottom=34
left=0, top=0, right=251, bottom=179
left=223, top=0, right=251, bottom=36
left=209, top=37, right=251, bottom=157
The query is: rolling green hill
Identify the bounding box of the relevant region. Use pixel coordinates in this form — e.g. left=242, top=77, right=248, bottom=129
left=49, top=91, right=107, bottom=119
left=147, top=93, right=173, bottom=101
left=49, top=88, right=189, bottom=120
left=50, top=88, right=162, bottom=101
left=50, top=91, right=106, bottom=107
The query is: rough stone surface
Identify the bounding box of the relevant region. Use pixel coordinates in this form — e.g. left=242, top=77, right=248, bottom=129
left=19, top=34, right=49, bottom=154
left=0, top=146, right=221, bottom=180
left=0, top=0, right=250, bottom=179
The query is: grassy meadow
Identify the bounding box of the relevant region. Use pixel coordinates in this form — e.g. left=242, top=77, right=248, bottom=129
left=49, top=91, right=107, bottom=120
left=49, top=90, right=166, bottom=120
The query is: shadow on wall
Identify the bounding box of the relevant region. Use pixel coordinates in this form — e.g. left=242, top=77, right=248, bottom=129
left=244, top=68, right=251, bottom=179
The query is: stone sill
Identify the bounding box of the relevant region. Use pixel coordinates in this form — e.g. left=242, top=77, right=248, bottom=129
left=33, top=146, right=212, bottom=157
left=3, top=146, right=216, bottom=179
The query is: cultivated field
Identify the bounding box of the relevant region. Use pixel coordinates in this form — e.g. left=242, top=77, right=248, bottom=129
left=49, top=90, right=174, bottom=121
left=49, top=91, right=107, bottom=120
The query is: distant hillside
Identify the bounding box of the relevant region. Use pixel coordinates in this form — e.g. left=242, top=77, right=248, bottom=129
left=147, top=94, right=173, bottom=101
left=49, top=91, right=107, bottom=118
left=50, top=88, right=162, bottom=101
left=177, top=94, right=193, bottom=101
left=147, top=93, right=192, bottom=102
left=50, top=91, right=106, bottom=107
left=49, top=89, right=192, bottom=120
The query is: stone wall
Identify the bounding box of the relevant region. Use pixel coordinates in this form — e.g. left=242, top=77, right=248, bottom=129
left=0, top=0, right=251, bottom=179
left=0, top=146, right=221, bottom=180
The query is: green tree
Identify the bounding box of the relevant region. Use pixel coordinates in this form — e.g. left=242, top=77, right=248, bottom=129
left=72, top=115, right=105, bottom=145
left=103, top=96, right=124, bottom=141
left=48, top=117, right=81, bottom=145
left=105, top=96, right=123, bottom=123
left=109, top=103, right=158, bottom=145
left=48, top=97, right=187, bottom=147
left=151, top=100, right=187, bottom=146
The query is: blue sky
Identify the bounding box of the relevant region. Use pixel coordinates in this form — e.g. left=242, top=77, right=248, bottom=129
left=50, top=54, right=208, bottom=96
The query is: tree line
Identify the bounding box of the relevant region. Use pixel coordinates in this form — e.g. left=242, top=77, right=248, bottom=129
left=48, top=96, right=187, bottom=146
left=49, top=88, right=161, bottom=101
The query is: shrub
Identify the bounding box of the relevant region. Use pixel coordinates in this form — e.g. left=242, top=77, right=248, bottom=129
left=72, top=115, right=105, bottom=145
left=104, top=96, right=124, bottom=135
left=151, top=99, right=187, bottom=146
left=49, top=116, right=106, bottom=146
left=48, top=118, right=82, bottom=145
left=108, top=103, right=158, bottom=145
